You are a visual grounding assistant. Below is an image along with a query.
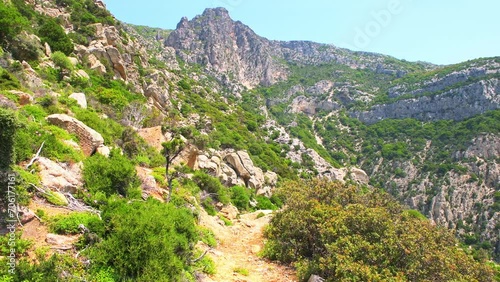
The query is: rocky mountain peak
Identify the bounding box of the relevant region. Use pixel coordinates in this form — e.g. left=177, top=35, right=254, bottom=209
left=201, top=7, right=231, bottom=19
left=165, top=7, right=288, bottom=89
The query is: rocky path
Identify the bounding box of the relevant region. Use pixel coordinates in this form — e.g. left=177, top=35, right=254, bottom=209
left=199, top=210, right=297, bottom=282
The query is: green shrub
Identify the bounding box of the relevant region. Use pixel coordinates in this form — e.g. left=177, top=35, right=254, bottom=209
left=50, top=212, right=103, bottom=235
left=233, top=267, right=249, bottom=276
left=38, top=18, right=74, bottom=55
left=255, top=195, right=277, bottom=210
left=0, top=68, right=21, bottom=90
left=89, top=199, right=197, bottom=281
left=264, top=179, right=495, bottom=281
left=197, top=226, right=217, bottom=248
left=218, top=215, right=232, bottom=226
left=51, top=51, right=73, bottom=70
left=83, top=149, right=140, bottom=197
left=14, top=115, right=84, bottom=163
left=0, top=232, right=32, bottom=256
left=194, top=254, right=216, bottom=275
left=0, top=108, right=17, bottom=169
left=42, top=190, right=69, bottom=206
left=73, top=108, right=124, bottom=144
left=193, top=171, right=229, bottom=203
left=230, top=185, right=251, bottom=211
left=93, top=88, right=129, bottom=110
left=201, top=197, right=217, bottom=216
left=0, top=2, right=29, bottom=48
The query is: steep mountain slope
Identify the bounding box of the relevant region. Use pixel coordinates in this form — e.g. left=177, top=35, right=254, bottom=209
left=0, top=0, right=498, bottom=280
left=161, top=8, right=500, bottom=259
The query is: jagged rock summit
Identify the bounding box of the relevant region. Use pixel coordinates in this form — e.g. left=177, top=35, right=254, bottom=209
left=165, top=7, right=414, bottom=90
left=165, top=7, right=287, bottom=88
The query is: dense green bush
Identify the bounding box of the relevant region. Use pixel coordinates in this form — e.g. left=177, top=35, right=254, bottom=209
left=230, top=185, right=252, bottom=211
left=0, top=108, right=17, bottom=170
left=51, top=51, right=73, bottom=70
left=89, top=199, right=197, bottom=281
left=14, top=108, right=84, bottom=163
left=0, top=68, right=22, bottom=90
left=255, top=195, right=278, bottom=210
left=264, top=179, right=494, bottom=281
left=83, top=149, right=140, bottom=197
left=50, top=212, right=104, bottom=235
left=0, top=2, right=29, bottom=48
left=193, top=171, right=230, bottom=204
left=38, top=18, right=74, bottom=55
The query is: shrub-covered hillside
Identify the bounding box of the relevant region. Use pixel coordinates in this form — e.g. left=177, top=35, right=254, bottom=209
left=0, top=0, right=499, bottom=281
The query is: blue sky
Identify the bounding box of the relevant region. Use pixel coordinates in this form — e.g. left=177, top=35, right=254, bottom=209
left=103, top=0, right=499, bottom=65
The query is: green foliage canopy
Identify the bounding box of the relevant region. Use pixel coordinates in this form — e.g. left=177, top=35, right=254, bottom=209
left=264, top=179, right=494, bottom=281
left=89, top=199, right=197, bottom=281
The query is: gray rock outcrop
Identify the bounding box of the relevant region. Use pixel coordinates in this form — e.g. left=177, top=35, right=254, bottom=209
left=69, top=92, right=87, bottom=109
left=38, top=157, right=82, bottom=193
left=353, top=78, right=500, bottom=123
left=46, top=114, right=104, bottom=156
left=165, top=8, right=287, bottom=88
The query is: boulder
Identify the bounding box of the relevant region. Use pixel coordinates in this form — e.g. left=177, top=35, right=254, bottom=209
left=8, top=90, right=33, bottom=105
left=46, top=114, right=104, bottom=156
left=220, top=205, right=239, bottom=220
left=38, top=157, right=82, bottom=193
left=264, top=171, right=278, bottom=186
left=173, top=144, right=199, bottom=169
left=96, top=145, right=111, bottom=157
left=349, top=167, right=369, bottom=184
left=103, top=26, right=120, bottom=47
left=224, top=151, right=255, bottom=181
left=219, top=163, right=245, bottom=187
left=136, top=167, right=158, bottom=192
left=74, top=69, right=90, bottom=80
left=68, top=57, right=79, bottom=66
left=87, top=54, right=106, bottom=74
left=22, top=61, right=44, bottom=89
left=308, top=275, right=326, bottom=282
left=105, top=46, right=127, bottom=80
left=137, top=126, right=167, bottom=151
left=197, top=154, right=220, bottom=176
left=256, top=186, right=272, bottom=197
left=144, top=83, right=170, bottom=109
left=69, top=92, right=87, bottom=109
left=46, top=233, right=78, bottom=250
left=44, top=42, right=52, bottom=57
left=19, top=207, right=36, bottom=224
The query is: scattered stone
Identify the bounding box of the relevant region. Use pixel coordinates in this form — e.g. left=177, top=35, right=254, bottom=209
left=220, top=205, right=239, bottom=220
left=19, top=207, right=36, bottom=224
left=46, top=233, right=78, bottom=250
left=8, top=90, right=33, bottom=105
left=69, top=92, right=87, bottom=109
left=46, top=114, right=104, bottom=156
left=308, top=275, right=326, bottom=282
left=96, top=145, right=111, bottom=157
left=38, top=157, right=82, bottom=193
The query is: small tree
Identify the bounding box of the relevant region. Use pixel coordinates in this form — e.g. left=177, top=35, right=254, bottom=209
left=161, top=137, right=185, bottom=202
left=121, top=101, right=147, bottom=129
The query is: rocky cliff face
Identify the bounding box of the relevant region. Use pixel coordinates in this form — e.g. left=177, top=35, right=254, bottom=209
left=375, top=134, right=500, bottom=245
left=353, top=78, right=500, bottom=123
left=165, top=8, right=287, bottom=89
